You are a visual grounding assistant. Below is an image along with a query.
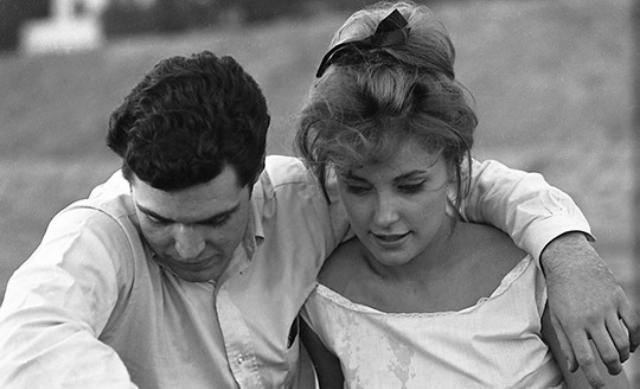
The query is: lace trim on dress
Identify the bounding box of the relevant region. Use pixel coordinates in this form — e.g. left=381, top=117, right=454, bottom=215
left=314, top=255, right=534, bottom=317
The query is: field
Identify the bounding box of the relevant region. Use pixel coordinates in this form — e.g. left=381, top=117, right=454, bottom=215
left=0, top=0, right=638, bottom=381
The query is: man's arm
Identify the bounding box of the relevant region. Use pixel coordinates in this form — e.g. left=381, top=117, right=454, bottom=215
left=0, top=208, right=138, bottom=389
left=456, top=159, right=592, bottom=259
left=541, top=232, right=639, bottom=387
left=457, top=159, right=639, bottom=387
left=542, top=306, right=630, bottom=389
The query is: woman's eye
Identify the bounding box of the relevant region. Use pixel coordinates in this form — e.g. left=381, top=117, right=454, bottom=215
left=398, top=183, right=424, bottom=194
left=345, top=185, right=370, bottom=195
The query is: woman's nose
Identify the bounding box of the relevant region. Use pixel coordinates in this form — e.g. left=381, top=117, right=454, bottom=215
left=373, top=194, right=400, bottom=226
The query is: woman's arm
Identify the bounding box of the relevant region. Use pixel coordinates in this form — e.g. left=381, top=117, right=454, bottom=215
left=300, top=318, right=344, bottom=389
left=541, top=307, right=630, bottom=389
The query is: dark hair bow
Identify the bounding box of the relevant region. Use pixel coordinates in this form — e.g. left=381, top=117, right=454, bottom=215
left=315, top=9, right=410, bottom=78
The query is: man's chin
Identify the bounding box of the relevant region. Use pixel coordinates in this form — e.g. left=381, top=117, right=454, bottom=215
left=165, top=263, right=222, bottom=283
left=173, top=269, right=219, bottom=283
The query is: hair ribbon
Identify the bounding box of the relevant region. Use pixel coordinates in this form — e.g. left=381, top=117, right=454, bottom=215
left=316, top=9, right=410, bottom=78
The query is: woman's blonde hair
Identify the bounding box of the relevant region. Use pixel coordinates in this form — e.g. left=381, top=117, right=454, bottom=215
left=296, top=1, right=477, bottom=203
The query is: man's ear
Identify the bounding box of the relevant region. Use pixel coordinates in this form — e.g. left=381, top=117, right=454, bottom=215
left=247, top=156, right=266, bottom=197
left=127, top=172, right=137, bottom=194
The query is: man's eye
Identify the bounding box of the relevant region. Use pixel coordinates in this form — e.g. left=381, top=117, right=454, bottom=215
left=146, top=215, right=168, bottom=225
left=204, top=215, right=230, bottom=227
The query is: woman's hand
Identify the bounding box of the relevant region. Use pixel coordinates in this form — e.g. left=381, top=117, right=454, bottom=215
left=541, top=232, right=639, bottom=388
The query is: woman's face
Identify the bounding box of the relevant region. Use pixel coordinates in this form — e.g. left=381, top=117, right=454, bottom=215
left=337, top=140, right=452, bottom=268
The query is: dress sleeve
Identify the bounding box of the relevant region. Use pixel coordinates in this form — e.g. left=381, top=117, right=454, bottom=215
left=0, top=208, right=139, bottom=389
left=455, top=159, right=592, bottom=261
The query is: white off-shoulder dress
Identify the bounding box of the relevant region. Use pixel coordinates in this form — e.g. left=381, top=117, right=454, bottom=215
left=302, top=255, right=565, bottom=389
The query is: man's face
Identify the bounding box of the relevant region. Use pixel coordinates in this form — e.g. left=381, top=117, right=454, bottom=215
left=130, top=165, right=251, bottom=282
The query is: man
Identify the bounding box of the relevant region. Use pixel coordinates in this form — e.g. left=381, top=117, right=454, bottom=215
left=0, top=51, right=636, bottom=388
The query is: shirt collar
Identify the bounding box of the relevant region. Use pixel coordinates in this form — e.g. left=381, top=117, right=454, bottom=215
left=242, top=200, right=263, bottom=260
left=243, top=169, right=274, bottom=259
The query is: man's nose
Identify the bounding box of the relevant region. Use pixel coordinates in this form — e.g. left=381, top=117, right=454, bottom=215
left=174, top=224, right=205, bottom=260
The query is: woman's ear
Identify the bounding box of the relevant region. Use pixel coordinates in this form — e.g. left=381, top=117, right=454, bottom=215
left=445, top=159, right=458, bottom=186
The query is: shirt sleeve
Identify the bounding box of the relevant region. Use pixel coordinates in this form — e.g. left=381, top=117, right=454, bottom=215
left=0, top=208, right=139, bottom=389
left=455, top=159, right=593, bottom=262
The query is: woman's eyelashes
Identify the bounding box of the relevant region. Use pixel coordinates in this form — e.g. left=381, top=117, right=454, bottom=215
left=342, top=181, right=428, bottom=196
left=344, top=183, right=371, bottom=195
left=397, top=182, right=426, bottom=194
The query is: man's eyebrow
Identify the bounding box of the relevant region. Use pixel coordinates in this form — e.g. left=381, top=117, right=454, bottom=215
left=197, top=205, right=240, bottom=224
left=136, top=203, right=240, bottom=224
left=136, top=205, right=174, bottom=223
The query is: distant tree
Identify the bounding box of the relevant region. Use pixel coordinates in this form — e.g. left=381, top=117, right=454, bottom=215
left=102, top=0, right=219, bottom=38
left=101, top=0, right=156, bottom=37
left=233, top=0, right=377, bottom=22
left=0, top=0, right=49, bottom=52
left=233, top=0, right=298, bottom=23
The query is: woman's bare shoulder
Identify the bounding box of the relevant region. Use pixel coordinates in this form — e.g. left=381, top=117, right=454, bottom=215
left=318, top=237, right=364, bottom=294
left=454, top=222, right=528, bottom=275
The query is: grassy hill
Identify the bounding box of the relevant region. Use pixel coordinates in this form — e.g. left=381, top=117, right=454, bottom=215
left=0, top=0, right=638, bottom=378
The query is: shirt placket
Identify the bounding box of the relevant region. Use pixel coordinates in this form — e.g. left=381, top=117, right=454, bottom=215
left=216, top=286, right=266, bottom=389
left=216, top=227, right=267, bottom=389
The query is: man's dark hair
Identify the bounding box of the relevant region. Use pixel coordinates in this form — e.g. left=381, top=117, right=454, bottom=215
left=107, top=51, right=270, bottom=191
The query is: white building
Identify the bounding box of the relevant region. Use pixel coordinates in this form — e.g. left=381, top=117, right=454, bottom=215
left=20, top=0, right=109, bottom=55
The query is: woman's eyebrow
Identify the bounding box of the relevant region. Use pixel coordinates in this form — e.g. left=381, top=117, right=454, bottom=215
left=394, top=170, right=429, bottom=182
left=343, top=171, right=364, bottom=180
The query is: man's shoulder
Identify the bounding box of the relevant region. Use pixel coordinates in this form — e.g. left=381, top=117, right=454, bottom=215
left=54, top=170, right=137, bottom=236
left=261, top=155, right=314, bottom=188
left=253, top=155, right=323, bottom=205
left=54, top=198, right=137, bottom=243
left=88, top=170, right=130, bottom=201
left=42, top=189, right=143, bottom=277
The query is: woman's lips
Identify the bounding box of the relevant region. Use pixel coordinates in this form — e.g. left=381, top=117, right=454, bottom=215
left=371, top=232, right=410, bottom=247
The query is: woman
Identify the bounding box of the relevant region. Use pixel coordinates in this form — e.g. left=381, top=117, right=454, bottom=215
left=296, top=2, right=630, bottom=387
